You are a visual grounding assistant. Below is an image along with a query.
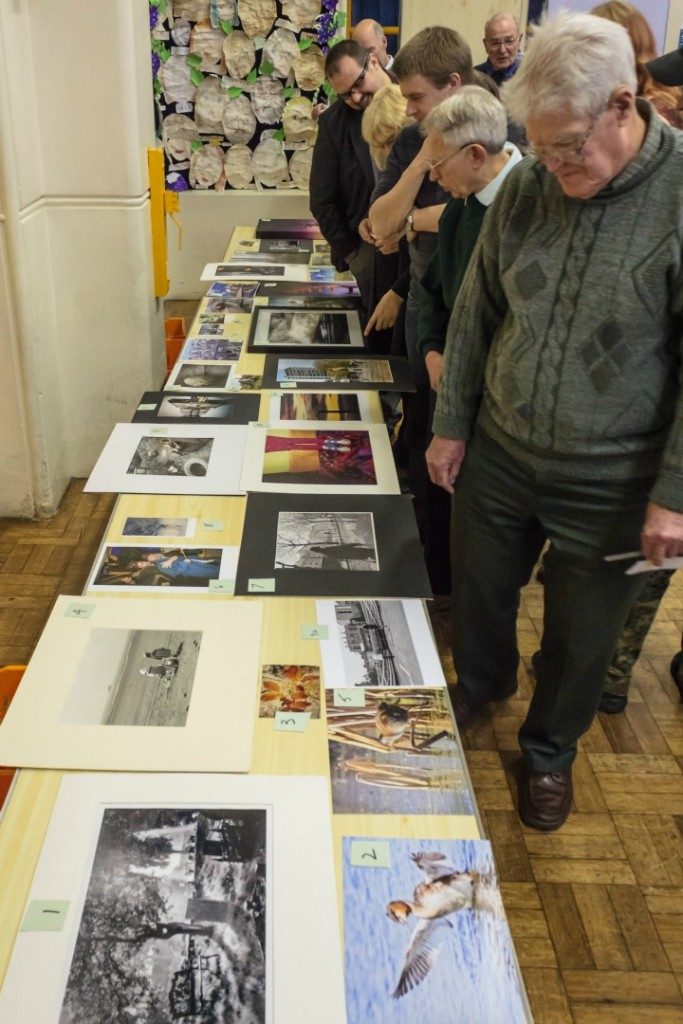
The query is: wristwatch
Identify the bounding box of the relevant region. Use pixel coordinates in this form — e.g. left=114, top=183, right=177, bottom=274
left=405, top=209, right=415, bottom=232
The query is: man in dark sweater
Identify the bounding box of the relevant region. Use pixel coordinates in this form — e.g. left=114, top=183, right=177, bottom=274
left=427, top=13, right=683, bottom=831
left=474, top=12, right=523, bottom=87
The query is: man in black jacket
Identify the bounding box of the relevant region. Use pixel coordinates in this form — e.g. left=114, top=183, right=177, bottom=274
left=309, top=40, right=397, bottom=352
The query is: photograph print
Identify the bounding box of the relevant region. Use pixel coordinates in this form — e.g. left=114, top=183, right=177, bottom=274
left=325, top=688, right=472, bottom=816
left=269, top=392, right=371, bottom=425
left=213, top=263, right=285, bottom=278
left=122, top=517, right=195, bottom=538
left=316, top=599, right=446, bottom=689
left=204, top=282, right=258, bottom=311
left=343, top=837, right=528, bottom=1024
left=263, top=355, right=415, bottom=392
left=166, top=363, right=234, bottom=391
left=248, top=308, right=364, bottom=353
left=262, top=430, right=377, bottom=487
left=275, top=511, right=379, bottom=571
left=197, top=322, right=226, bottom=336
left=89, top=545, right=237, bottom=591
left=59, top=628, right=202, bottom=728
left=230, top=250, right=312, bottom=266
left=127, top=436, right=214, bottom=478
left=259, top=664, right=321, bottom=719
left=180, top=338, right=242, bottom=361
left=133, top=391, right=260, bottom=425
left=257, top=281, right=359, bottom=301
left=58, top=806, right=268, bottom=1024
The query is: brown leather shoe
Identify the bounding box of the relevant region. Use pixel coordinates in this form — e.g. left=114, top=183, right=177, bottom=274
left=517, top=763, right=573, bottom=831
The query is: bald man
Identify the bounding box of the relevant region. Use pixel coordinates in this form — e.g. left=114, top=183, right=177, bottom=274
left=474, top=11, right=522, bottom=86
left=351, top=19, right=393, bottom=70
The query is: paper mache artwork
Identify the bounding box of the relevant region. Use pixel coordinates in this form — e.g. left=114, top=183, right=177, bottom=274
left=153, top=0, right=345, bottom=191
left=223, top=93, right=257, bottom=144
left=224, top=143, right=255, bottom=187
left=222, top=29, right=256, bottom=79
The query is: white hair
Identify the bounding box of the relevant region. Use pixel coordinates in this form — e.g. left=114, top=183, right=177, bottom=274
left=503, top=12, right=637, bottom=123
left=484, top=11, right=520, bottom=35
left=422, top=85, right=508, bottom=154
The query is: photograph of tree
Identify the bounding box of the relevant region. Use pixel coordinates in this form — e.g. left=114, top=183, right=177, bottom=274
left=58, top=807, right=268, bottom=1024
left=275, top=511, right=379, bottom=570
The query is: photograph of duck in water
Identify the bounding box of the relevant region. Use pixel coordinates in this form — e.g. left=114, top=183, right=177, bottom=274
left=343, top=838, right=530, bottom=1024
left=325, top=688, right=472, bottom=815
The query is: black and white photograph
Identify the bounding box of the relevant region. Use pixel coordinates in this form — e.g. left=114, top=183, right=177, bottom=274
left=133, top=391, right=260, bottom=425
left=197, top=321, right=226, bottom=336
left=214, top=263, right=285, bottom=277
left=58, top=806, right=268, bottom=1024
left=85, top=423, right=247, bottom=496
left=265, top=296, right=361, bottom=310
left=234, top=494, right=431, bottom=598
left=317, top=599, right=446, bottom=689
left=248, top=308, right=364, bottom=353
left=275, top=511, right=379, bottom=571
left=166, top=363, right=233, bottom=391
left=60, top=628, right=202, bottom=727
left=205, top=282, right=258, bottom=310
left=127, top=436, right=214, bottom=478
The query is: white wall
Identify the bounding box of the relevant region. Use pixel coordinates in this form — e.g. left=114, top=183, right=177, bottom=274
left=0, top=0, right=164, bottom=516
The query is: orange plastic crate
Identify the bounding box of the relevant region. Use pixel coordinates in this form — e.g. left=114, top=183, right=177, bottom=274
left=0, top=665, right=25, bottom=808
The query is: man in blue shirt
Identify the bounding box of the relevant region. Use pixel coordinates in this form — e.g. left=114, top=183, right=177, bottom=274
left=474, top=12, right=523, bottom=87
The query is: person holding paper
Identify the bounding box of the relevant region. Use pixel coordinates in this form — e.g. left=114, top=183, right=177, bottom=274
left=426, top=13, right=683, bottom=831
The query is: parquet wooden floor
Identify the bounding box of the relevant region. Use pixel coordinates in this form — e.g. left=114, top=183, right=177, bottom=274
left=2, top=480, right=683, bottom=1022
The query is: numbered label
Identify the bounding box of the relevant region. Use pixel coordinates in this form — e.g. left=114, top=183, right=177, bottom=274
left=300, top=624, right=329, bottom=640
left=65, top=603, right=95, bottom=619
left=21, top=900, right=69, bottom=932
left=208, top=579, right=235, bottom=593
left=148, top=425, right=168, bottom=435
left=201, top=520, right=224, bottom=532
left=280, top=382, right=297, bottom=389
left=274, top=711, right=311, bottom=732
left=350, top=841, right=391, bottom=868
left=333, top=688, right=365, bottom=707
left=248, top=578, right=276, bottom=593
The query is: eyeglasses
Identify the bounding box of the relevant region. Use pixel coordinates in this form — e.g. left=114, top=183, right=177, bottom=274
left=337, top=55, right=371, bottom=102
left=427, top=141, right=481, bottom=172
left=487, top=35, right=518, bottom=49
left=528, top=110, right=604, bottom=165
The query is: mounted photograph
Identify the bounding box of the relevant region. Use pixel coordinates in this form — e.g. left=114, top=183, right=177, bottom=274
left=343, top=837, right=529, bottom=1024
left=268, top=392, right=374, bottom=426
left=239, top=425, right=399, bottom=494
left=316, top=599, right=446, bottom=688
left=133, top=391, right=260, bottom=425
left=165, top=362, right=234, bottom=391
left=263, top=355, right=415, bottom=392
left=180, top=338, right=243, bottom=361
left=0, top=596, right=263, bottom=773
left=248, top=308, right=364, bottom=353
left=85, top=424, right=247, bottom=496
left=235, top=494, right=431, bottom=598
left=122, top=516, right=196, bottom=538
left=88, top=543, right=238, bottom=592
left=325, top=688, right=473, bottom=816
left=205, top=282, right=259, bottom=309
left=259, top=664, right=321, bottom=718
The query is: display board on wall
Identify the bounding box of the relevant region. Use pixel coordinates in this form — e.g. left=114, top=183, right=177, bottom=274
left=151, top=0, right=346, bottom=191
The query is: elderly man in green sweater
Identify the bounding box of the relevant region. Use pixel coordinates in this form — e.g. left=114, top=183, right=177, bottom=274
left=426, top=13, right=683, bottom=831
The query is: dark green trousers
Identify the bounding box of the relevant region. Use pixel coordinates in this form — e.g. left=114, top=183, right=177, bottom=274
left=451, top=427, right=654, bottom=772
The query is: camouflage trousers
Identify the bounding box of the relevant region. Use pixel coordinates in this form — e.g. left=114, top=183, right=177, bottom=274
left=603, top=570, right=675, bottom=696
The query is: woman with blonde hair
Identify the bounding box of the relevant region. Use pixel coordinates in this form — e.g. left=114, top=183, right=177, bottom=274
left=361, top=83, right=413, bottom=169
left=591, top=1, right=683, bottom=126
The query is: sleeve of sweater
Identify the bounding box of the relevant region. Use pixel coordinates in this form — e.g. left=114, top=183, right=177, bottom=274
left=417, top=251, right=449, bottom=360
left=431, top=186, right=511, bottom=440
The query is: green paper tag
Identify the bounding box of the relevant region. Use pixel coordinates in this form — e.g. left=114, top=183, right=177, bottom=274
left=137, top=403, right=157, bottom=411
left=333, top=688, right=365, bottom=707
left=248, top=578, right=276, bottom=593
left=273, top=128, right=285, bottom=142
left=148, top=425, right=168, bottom=435
left=274, top=711, right=311, bottom=732
left=21, top=900, right=69, bottom=932
left=301, top=624, right=328, bottom=640
left=208, top=579, right=235, bottom=593
left=350, top=841, right=391, bottom=868
left=191, top=139, right=203, bottom=152
left=220, top=19, right=233, bottom=34
left=65, top=603, right=95, bottom=620
left=201, top=519, right=224, bottom=531
left=246, top=68, right=258, bottom=85
left=280, top=382, right=297, bottom=389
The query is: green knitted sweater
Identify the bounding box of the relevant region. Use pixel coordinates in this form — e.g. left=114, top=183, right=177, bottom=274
left=433, top=104, right=683, bottom=511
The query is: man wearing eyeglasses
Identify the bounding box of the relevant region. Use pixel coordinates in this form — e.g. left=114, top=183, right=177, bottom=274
left=474, top=11, right=523, bottom=86
left=427, top=14, right=683, bottom=832
left=309, top=39, right=397, bottom=353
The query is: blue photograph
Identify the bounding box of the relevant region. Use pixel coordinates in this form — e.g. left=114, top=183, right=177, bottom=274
left=343, top=838, right=529, bottom=1024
